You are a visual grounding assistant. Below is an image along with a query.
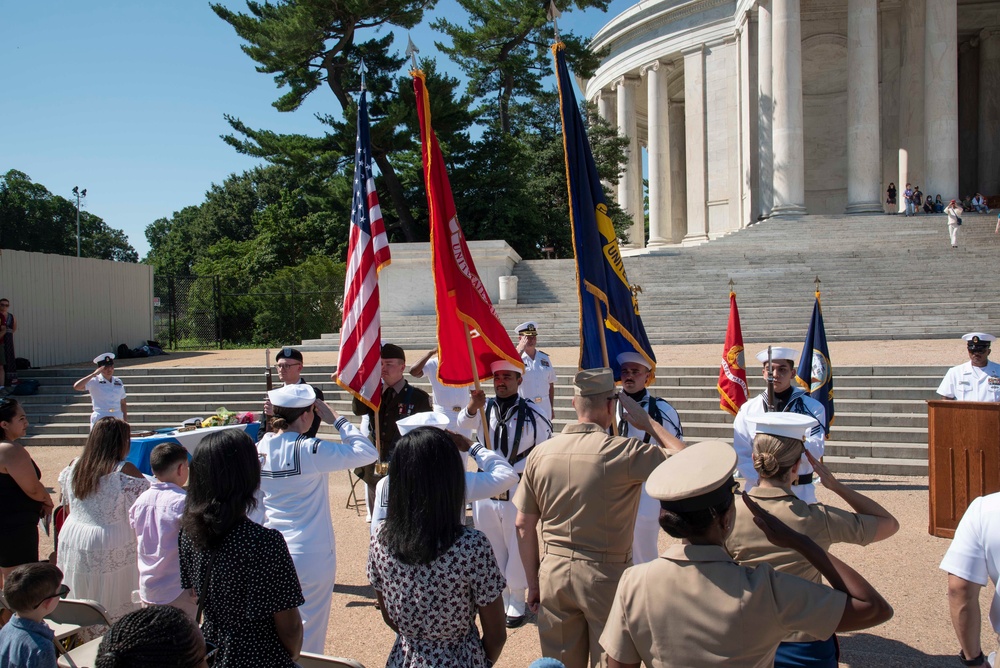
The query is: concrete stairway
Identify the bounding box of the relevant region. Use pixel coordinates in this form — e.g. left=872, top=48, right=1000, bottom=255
left=298, top=213, right=1000, bottom=351
left=17, top=363, right=944, bottom=476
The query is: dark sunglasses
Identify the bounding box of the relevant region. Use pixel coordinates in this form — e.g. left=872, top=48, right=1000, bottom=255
left=33, top=583, right=70, bottom=609
left=969, top=345, right=990, bottom=353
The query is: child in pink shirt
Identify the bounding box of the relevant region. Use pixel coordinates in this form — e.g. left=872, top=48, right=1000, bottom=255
left=128, top=442, right=197, bottom=619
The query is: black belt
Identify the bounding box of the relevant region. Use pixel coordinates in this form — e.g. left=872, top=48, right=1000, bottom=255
left=797, top=474, right=814, bottom=485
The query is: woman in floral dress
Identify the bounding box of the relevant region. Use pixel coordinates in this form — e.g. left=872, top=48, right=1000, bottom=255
left=368, top=427, right=507, bottom=668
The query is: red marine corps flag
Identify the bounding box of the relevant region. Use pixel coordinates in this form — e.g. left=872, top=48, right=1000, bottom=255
left=717, top=284, right=749, bottom=415
left=336, top=86, right=391, bottom=410
left=413, top=67, right=522, bottom=386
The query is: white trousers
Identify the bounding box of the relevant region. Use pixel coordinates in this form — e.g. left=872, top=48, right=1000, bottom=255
left=632, top=485, right=661, bottom=565
left=473, top=496, right=527, bottom=616
left=290, top=549, right=336, bottom=654
left=949, top=223, right=959, bottom=246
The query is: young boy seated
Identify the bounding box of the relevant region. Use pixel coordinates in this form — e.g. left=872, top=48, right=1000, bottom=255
left=128, top=442, right=197, bottom=619
left=0, top=562, right=65, bottom=668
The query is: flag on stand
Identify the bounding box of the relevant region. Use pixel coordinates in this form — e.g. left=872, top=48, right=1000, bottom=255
left=717, top=289, right=749, bottom=415
left=336, top=90, right=391, bottom=411
left=413, top=69, right=522, bottom=386
left=552, top=42, right=656, bottom=379
left=796, top=294, right=834, bottom=434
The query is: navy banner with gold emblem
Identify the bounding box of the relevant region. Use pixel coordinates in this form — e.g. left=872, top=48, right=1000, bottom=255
left=795, top=295, right=834, bottom=434
left=553, top=42, right=656, bottom=379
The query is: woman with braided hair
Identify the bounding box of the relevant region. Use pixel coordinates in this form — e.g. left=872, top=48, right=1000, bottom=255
left=725, top=413, right=899, bottom=668
left=95, top=605, right=211, bottom=668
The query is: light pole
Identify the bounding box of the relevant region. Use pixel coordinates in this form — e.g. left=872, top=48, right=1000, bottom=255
left=72, top=186, right=87, bottom=257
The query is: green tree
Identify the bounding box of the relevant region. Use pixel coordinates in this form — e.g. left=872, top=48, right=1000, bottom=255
left=0, top=170, right=137, bottom=261
left=212, top=0, right=432, bottom=241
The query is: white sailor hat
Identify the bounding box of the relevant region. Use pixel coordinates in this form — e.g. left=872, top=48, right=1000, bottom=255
left=755, top=347, right=798, bottom=364
left=515, top=321, right=538, bottom=336
left=616, top=352, right=652, bottom=370
left=268, top=383, right=316, bottom=408
left=751, top=413, right=819, bottom=441
left=646, top=441, right=738, bottom=511
left=963, top=333, right=996, bottom=345
left=93, top=353, right=116, bottom=367
left=490, top=359, right=523, bottom=375
left=396, top=411, right=451, bottom=436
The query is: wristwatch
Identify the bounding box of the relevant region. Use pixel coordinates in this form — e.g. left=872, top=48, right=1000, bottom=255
left=959, top=649, right=986, bottom=666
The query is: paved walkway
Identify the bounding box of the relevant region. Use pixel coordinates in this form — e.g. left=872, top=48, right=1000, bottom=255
left=27, top=443, right=989, bottom=668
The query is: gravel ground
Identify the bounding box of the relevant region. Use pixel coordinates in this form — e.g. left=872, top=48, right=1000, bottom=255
left=25, top=443, right=992, bottom=668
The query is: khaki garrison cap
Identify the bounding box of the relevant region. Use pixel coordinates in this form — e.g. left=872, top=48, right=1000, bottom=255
left=574, top=368, right=616, bottom=396
left=647, top=440, right=738, bottom=512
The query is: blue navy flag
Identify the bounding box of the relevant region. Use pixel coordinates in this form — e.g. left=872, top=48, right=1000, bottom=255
left=552, top=43, right=656, bottom=380
left=795, top=295, right=834, bottom=434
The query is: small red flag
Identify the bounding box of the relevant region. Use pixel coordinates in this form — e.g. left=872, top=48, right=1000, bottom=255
left=718, top=291, right=749, bottom=415
left=413, top=70, right=522, bottom=386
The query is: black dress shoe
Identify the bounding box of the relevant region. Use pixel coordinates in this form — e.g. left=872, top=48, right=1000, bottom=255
left=505, top=614, right=527, bottom=628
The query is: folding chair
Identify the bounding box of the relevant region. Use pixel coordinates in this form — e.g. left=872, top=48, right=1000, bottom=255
left=46, top=598, right=113, bottom=651
left=345, top=469, right=364, bottom=515
left=297, top=652, right=366, bottom=668
left=56, top=636, right=103, bottom=668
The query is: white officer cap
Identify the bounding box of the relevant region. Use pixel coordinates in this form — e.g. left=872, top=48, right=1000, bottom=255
left=491, top=359, right=523, bottom=375
left=751, top=413, right=818, bottom=441
left=963, top=333, right=996, bottom=344
left=515, top=321, right=538, bottom=336
left=616, top=352, right=652, bottom=370
left=268, top=383, right=316, bottom=408
left=755, top=347, right=798, bottom=364
left=396, top=411, right=451, bottom=436
left=93, top=353, right=116, bottom=367
left=646, top=441, right=738, bottom=511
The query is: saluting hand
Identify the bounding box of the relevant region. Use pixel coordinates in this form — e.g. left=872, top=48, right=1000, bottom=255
left=804, top=451, right=840, bottom=491
left=618, top=393, right=652, bottom=432
left=742, top=492, right=810, bottom=551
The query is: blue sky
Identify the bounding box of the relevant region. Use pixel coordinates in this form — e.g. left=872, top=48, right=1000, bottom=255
left=1, top=0, right=632, bottom=260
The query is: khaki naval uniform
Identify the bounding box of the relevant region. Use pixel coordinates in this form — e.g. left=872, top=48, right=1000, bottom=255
left=725, top=486, right=877, bottom=642
left=599, top=544, right=847, bottom=668
left=513, top=422, right=665, bottom=668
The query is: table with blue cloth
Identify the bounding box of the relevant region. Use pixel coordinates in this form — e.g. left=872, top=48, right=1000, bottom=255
left=127, top=423, right=261, bottom=475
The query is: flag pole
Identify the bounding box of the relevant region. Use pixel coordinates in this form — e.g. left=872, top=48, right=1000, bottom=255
left=374, top=407, right=387, bottom=475
left=592, top=293, right=619, bottom=436
left=814, top=275, right=821, bottom=302
left=463, top=323, right=494, bottom=450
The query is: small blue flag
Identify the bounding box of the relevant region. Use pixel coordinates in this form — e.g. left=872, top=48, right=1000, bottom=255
left=553, top=43, right=656, bottom=379
left=796, top=296, right=834, bottom=434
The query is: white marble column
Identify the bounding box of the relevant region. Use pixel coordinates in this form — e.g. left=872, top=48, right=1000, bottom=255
left=770, top=0, right=806, bottom=215
left=979, top=28, right=1000, bottom=194
left=739, top=13, right=758, bottom=225
left=616, top=76, right=644, bottom=248
left=668, top=100, right=688, bottom=242
left=758, top=0, right=773, bottom=218
left=899, top=0, right=925, bottom=211
left=643, top=61, right=671, bottom=247
left=683, top=47, right=709, bottom=243
left=845, top=0, right=882, bottom=213
left=923, top=0, right=959, bottom=199
left=597, top=89, right=616, bottom=126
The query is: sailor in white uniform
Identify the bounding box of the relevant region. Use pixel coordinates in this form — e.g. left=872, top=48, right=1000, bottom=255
left=370, top=411, right=518, bottom=536
left=458, top=359, right=553, bottom=628
left=256, top=384, right=377, bottom=654
left=733, top=347, right=827, bottom=504
left=410, top=349, right=474, bottom=438
left=73, top=353, right=128, bottom=428
left=515, top=321, right=557, bottom=420
left=614, top=352, right=684, bottom=565
left=937, top=333, right=1000, bottom=403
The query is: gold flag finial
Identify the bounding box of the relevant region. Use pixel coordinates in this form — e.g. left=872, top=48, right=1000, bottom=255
left=814, top=275, right=821, bottom=301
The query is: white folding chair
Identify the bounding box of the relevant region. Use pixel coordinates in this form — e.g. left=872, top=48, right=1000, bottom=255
left=345, top=469, right=364, bottom=515
left=297, top=652, right=366, bottom=668
left=56, top=636, right=103, bottom=668
left=46, top=598, right=113, bottom=651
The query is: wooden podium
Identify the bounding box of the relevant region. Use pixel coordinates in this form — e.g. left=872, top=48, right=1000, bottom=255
left=928, top=401, right=1000, bottom=538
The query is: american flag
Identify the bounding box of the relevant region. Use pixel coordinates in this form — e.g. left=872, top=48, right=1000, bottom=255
left=336, top=90, right=391, bottom=410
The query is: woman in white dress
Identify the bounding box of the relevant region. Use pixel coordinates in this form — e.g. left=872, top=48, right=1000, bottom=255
left=58, top=417, right=149, bottom=631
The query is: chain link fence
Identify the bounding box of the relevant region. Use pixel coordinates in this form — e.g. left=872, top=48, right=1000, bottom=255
left=153, top=274, right=343, bottom=350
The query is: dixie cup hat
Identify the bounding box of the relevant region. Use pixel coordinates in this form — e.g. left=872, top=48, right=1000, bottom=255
left=268, top=383, right=316, bottom=409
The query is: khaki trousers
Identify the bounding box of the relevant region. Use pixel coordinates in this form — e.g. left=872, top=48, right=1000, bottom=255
left=537, top=554, right=627, bottom=668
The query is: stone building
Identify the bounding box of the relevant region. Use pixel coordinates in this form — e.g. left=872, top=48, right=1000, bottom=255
left=584, top=0, right=1000, bottom=248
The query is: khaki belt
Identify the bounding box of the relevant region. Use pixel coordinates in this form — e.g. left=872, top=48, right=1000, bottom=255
left=544, top=544, right=631, bottom=564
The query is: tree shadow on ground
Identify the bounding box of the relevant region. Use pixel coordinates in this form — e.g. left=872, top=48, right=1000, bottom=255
left=838, top=633, right=953, bottom=667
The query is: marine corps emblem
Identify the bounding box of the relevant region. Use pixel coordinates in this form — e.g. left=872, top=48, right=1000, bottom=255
left=725, top=345, right=745, bottom=371
left=809, top=350, right=831, bottom=392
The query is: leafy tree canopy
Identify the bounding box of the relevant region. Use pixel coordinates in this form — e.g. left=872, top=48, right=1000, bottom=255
left=0, top=170, right=138, bottom=262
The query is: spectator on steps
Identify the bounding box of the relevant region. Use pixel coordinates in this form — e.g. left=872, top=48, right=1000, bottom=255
left=885, top=183, right=897, bottom=213
left=935, top=194, right=945, bottom=213
left=903, top=184, right=915, bottom=216
left=973, top=193, right=990, bottom=213
left=962, top=194, right=974, bottom=212
left=923, top=195, right=935, bottom=214
left=944, top=200, right=963, bottom=248
left=0, top=298, right=16, bottom=387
